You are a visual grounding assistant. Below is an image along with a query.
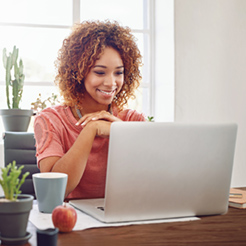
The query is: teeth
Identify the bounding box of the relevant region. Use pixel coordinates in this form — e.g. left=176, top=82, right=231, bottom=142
left=98, top=89, right=115, bottom=95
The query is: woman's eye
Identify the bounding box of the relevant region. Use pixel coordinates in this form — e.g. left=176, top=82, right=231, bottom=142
left=94, top=71, right=105, bottom=75
left=116, top=71, right=124, bottom=75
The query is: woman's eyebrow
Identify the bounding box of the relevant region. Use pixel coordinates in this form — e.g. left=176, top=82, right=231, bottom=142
left=94, top=65, right=124, bottom=69
left=94, top=65, right=106, bottom=68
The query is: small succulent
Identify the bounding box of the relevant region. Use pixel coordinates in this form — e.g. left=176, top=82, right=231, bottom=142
left=0, top=161, right=29, bottom=201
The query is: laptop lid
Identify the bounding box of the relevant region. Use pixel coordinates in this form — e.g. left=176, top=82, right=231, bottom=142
left=70, top=122, right=237, bottom=223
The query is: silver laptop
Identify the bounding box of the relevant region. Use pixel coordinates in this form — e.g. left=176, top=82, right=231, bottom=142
left=70, top=122, right=237, bottom=223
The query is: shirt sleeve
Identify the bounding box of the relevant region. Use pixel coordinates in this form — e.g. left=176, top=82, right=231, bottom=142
left=34, top=113, right=64, bottom=167
left=118, top=109, right=146, bottom=121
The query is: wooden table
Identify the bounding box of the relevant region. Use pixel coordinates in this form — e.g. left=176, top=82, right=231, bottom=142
left=11, top=189, right=246, bottom=246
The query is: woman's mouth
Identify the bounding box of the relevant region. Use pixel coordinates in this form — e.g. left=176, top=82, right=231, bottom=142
left=97, top=88, right=117, bottom=96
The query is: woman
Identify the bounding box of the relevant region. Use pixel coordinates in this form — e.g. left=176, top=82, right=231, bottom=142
left=34, top=20, right=145, bottom=200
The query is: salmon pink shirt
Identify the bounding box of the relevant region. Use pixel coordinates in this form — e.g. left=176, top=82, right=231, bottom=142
left=34, top=105, right=145, bottom=200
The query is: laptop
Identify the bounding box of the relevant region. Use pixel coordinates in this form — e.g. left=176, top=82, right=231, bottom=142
left=69, top=122, right=237, bottom=223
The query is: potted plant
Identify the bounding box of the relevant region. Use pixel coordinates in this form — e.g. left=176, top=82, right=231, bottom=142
left=0, top=161, right=33, bottom=245
left=146, top=116, right=154, bottom=122
left=0, top=46, right=33, bottom=132
left=31, top=92, right=60, bottom=115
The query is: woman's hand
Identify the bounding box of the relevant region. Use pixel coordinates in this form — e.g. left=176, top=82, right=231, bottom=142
left=76, top=110, right=122, bottom=127
left=85, top=120, right=111, bottom=138
left=76, top=110, right=122, bottom=138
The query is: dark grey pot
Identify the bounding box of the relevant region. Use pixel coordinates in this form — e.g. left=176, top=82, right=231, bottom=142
left=0, top=194, right=33, bottom=239
left=0, top=109, right=33, bottom=132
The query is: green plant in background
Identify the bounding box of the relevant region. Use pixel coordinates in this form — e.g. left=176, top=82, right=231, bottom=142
left=0, top=161, right=29, bottom=201
left=146, top=116, right=154, bottom=122
left=2, top=46, right=25, bottom=109
left=31, top=93, right=60, bottom=114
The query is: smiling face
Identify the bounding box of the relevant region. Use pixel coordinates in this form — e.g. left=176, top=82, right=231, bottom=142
left=83, top=47, right=124, bottom=111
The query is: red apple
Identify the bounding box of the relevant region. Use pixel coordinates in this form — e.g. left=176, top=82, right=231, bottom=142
left=52, top=203, right=77, bottom=232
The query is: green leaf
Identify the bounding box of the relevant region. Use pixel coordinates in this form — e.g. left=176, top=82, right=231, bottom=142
left=0, top=161, right=29, bottom=201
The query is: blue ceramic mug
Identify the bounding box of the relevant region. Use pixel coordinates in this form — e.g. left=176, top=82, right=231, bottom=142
left=33, top=172, right=68, bottom=213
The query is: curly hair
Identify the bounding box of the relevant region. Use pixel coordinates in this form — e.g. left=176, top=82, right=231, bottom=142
left=55, top=20, right=142, bottom=111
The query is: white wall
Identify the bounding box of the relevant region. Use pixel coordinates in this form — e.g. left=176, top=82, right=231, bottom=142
left=174, top=0, right=246, bottom=187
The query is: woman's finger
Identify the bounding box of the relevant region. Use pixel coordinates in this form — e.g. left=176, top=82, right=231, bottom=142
left=76, top=110, right=119, bottom=126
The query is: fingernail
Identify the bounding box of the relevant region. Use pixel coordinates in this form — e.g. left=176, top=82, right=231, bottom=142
left=81, top=122, right=86, bottom=126
left=75, top=122, right=79, bottom=126
left=92, top=118, right=97, bottom=120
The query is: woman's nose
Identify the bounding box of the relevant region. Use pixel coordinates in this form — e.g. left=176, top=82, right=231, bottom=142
left=104, top=74, right=116, bottom=86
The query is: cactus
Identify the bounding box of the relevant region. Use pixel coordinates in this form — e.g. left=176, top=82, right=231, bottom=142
left=2, top=46, right=25, bottom=109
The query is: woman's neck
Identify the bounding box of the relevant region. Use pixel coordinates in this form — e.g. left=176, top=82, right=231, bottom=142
left=71, top=104, right=111, bottom=120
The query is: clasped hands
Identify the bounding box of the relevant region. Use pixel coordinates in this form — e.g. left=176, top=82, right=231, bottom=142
left=75, top=110, right=122, bottom=138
